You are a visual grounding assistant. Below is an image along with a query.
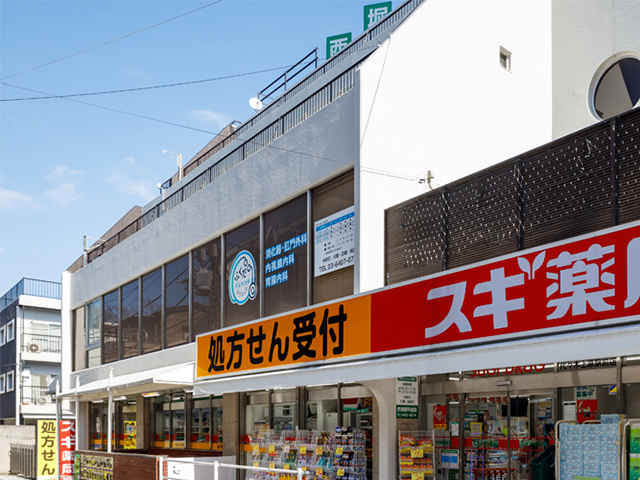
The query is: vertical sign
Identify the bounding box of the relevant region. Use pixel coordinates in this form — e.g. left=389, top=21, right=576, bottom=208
left=59, top=420, right=76, bottom=479
left=433, top=404, right=447, bottom=429
left=326, top=33, right=352, bottom=59
left=364, top=2, right=392, bottom=30
left=396, top=376, right=419, bottom=419
left=37, top=419, right=57, bottom=480
left=314, top=206, right=355, bottom=277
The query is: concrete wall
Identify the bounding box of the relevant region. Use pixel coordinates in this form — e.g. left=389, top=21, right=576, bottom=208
left=0, top=424, right=34, bottom=473
left=358, top=0, right=554, bottom=292
left=552, top=0, right=640, bottom=138
left=69, top=88, right=358, bottom=310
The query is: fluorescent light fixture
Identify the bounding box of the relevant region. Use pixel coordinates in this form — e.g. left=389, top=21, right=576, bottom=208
left=113, top=396, right=127, bottom=401
left=91, top=400, right=104, bottom=404
left=142, top=392, right=161, bottom=398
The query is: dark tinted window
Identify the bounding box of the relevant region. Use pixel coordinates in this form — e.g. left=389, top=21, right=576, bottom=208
left=165, top=255, right=189, bottom=348
left=192, top=238, right=221, bottom=336
left=224, top=219, right=260, bottom=326
left=121, top=280, right=139, bottom=359
left=264, top=195, right=308, bottom=316
left=142, top=268, right=162, bottom=354
left=102, top=290, right=119, bottom=364
left=594, top=57, right=640, bottom=119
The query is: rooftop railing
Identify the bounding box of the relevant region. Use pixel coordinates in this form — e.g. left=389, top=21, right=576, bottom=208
left=84, top=0, right=424, bottom=266
left=0, top=278, right=62, bottom=309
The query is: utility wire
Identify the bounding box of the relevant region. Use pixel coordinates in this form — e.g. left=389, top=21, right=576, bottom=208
left=0, top=66, right=289, bottom=102
left=0, top=0, right=225, bottom=81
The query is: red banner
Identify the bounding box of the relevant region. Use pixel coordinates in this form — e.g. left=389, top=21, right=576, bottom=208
left=433, top=405, right=447, bottom=429
left=371, top=222, right=640, bottom=354
left=577, top=399, right=599, bottom=423
left=59, top=420, right=76, bottom=479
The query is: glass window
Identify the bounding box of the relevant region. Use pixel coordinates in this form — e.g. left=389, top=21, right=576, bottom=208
left=121, top=280, right=139, bottom=359
left=87, top=348, right=101, bottom=368
left=312, top=171, right=354, bottom=303
left=117, top=400, right=137, bottom=450
left=0, top=374, right=5, bottom=393
left=6, top=320, right=14, bottom=342
left=0, top=327, right=5, bottom=346
left=245, top=392, right=270, bottom=436
left=172, top=393, right=186, bottom=448
left=153, top=395, right=171, bottom=448
left=86, top=299, right=102, bottom=347
left=306, top=387, right=338, bottom=431
left=6, top=371, right=14, bottom=392
left=224, top=219, right=260, bottom=326
left=165, top=255, right=189, bottom=348
left=102, top=290, right=119, bottom=364
left=192, top=238, right=221, bottom=337
left=90, top=402, right=108, bottom=451
left=191, top=396, right=223, bottom=451
left=264, top=195, right=308, bottom=316
left=142, top=268, right=162, bottom=354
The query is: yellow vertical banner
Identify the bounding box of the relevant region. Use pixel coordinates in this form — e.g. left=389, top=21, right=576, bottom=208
left=37, top=419, right=58, bottom=480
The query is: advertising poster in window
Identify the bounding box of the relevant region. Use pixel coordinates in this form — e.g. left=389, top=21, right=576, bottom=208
left=314, top=206, right=355, bottom=277
left=59, top=420, right=76, bottom=479
left=37, top=419, right=57, bottom=480
left=225, top=220, right=260, bottom=326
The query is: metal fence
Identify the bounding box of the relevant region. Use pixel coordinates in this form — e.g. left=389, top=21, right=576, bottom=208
left=23, top=333, right=61, bottom=354
left=0, top=278, right=61, bottom=309
left=21, top=385, right=55, bottom=406
left=10, top=441, right=36, bottom=479
left=85, top=0, right=424, bottom=265
left=386, top=108, right=640, bottom=285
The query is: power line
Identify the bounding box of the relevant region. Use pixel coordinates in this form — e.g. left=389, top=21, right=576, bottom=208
left=0, top=66, right=289, bottom=102
left=0, top=0, right=225, bottom=81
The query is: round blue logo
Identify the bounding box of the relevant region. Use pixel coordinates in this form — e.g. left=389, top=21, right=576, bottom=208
left=228, top=250, right=257, bottom=305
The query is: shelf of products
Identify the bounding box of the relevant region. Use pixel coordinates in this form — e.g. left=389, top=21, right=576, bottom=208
left=399, top=431, right=436, bottom=480
left=245, top=427, right=367, bottom=480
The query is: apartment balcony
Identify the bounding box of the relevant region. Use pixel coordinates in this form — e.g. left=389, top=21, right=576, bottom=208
left=20, top=385, right=56, bottom=417
left=21, top=333, right=61, bottom=363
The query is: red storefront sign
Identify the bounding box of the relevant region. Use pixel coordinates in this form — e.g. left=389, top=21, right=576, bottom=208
left=59, top=420, right=76, bottom=479
left=433, top=405, right=447, bottom=429
left=577, top=399, right=599, bottom=423
left=371, top=222, right=640, bottom=354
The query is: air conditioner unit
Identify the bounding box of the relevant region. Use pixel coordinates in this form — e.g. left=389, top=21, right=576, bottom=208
left=27, top=343, right=40, bottom=353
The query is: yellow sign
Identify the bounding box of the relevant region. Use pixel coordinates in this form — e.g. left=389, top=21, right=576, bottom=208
left=123, top=420, right=136, bottom=449
left=196, top=296, right=372, bottom=378
left=37, top=420, right=57, bottom=480
left=315, top=446, right=323, bottom=455
left=316, top=468, right=323, bottom=476
left=411, top=473, right=425, bottom=480
left=268, top=444, right=275, bottom=454
left=299, top=446, right=307, bottom=454
left=337, top=468, right=345, bottom=477
left=410, top=447, right=424, bottom=458
left=335, top=446, right=344, bottom=455
left=269, top=462, right=275, bottom=469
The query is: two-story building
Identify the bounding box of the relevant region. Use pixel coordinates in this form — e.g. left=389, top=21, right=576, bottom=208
left=0, top=278, right=62, bottom=425
left=59, top=0, right=640, bottom=478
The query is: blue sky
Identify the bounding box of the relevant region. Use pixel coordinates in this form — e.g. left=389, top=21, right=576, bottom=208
left=0, top=0, right=382, bottom=294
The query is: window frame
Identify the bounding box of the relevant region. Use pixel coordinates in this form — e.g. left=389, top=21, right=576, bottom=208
left=0, top=374, right=5, bottom=394
left=6, top=371, right=14, bottom=392
left=0, top=326, right=5, bottom=346
left=6, top=320, right=15, bottom=342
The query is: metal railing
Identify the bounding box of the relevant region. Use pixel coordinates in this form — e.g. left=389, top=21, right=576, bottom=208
left=85, top=0, right=424, bottom=266
left=10, top=441, right=36, bottom=479
left=21, top=385, right=55, bottom=406
left=22, top=333, right=61, bottom=354
left=0, top=278, right=61, bottom=309
left=161, top=457, right=309, bottom=480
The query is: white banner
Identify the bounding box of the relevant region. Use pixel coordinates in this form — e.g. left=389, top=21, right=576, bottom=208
left=314, top=206, right=355, bottom=277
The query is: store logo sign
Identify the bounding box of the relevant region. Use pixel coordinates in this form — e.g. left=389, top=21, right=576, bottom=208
left=229, top=250, right=257, bottom=305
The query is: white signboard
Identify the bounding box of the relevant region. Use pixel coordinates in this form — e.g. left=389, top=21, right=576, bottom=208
left=314, top=206, right=355, bottom=277
left=396, top=376, right=419, bottom=419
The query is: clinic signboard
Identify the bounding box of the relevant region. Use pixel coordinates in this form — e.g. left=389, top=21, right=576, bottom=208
left=197, top=220, right=640, bottom=379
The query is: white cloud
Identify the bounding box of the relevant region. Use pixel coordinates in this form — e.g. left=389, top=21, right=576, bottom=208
left=192, top=109, right=231, bottom=130
left=44, top=183, right=80, bottom=207
left=107, top=172, right=156, bottom=202
left=0, top=187, right=32, bottom=209
left=45, top=164, right=83, bottom=182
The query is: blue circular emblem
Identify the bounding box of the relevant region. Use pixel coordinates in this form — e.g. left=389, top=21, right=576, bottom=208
left=229, top=250, right=257, bottom=305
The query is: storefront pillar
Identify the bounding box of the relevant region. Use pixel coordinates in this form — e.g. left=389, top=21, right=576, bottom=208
left=136, top=396, right=147, bottom=449
left=222, top=393, right=240, bottom=459
left=107, top=390, right=113, bottom=453
left=363, top=379, right=396, bottom=480
left=77, top=401, right=89, bottom=451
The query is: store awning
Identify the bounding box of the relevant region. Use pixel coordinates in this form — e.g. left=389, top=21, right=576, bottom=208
left=60, top=362, right=194, bottom=401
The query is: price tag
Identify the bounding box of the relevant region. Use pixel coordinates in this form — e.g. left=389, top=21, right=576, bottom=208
left=299, top=446, right=307, bottom=455
left=269, top=462, right=275, bottom=470
left=252, top=445, right=259, bottom=454
left=284, top=464, right=290, bottom=470
left=411, top=473, right=424, bottom=480
left=335, top=446, right=344, bottom=455
left=315, top=446, right=323, bottom=455
left=268, top=444, right=275, bottom=454
left=252, top=461, right=259, bottom=467
left=410, top=447, right=424, bottom=458
left=315, top=468, right=323, bottom=476
left=337, top=468, right=345, bottom=477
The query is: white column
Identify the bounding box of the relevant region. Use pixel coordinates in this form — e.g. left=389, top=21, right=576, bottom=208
left=107, top=390, right=113, bottom=453
left=363, top=379, right=397, bottom=480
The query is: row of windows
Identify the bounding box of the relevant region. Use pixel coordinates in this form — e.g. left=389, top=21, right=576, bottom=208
left=74, top=172, right=355, bottom=370
left=0, top=320, right=15, bottom=346
left=0, top=371, right=15, bottom=394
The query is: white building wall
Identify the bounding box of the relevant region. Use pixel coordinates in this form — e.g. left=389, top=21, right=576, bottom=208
left=552, top=0, right=640, bottom=138
left=358, top=0, right=553, bottom=292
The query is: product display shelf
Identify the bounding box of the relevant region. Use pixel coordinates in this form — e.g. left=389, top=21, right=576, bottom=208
left=399, top=431, right=436, bottom=480
left=245, top=428, right=367, bottom=480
